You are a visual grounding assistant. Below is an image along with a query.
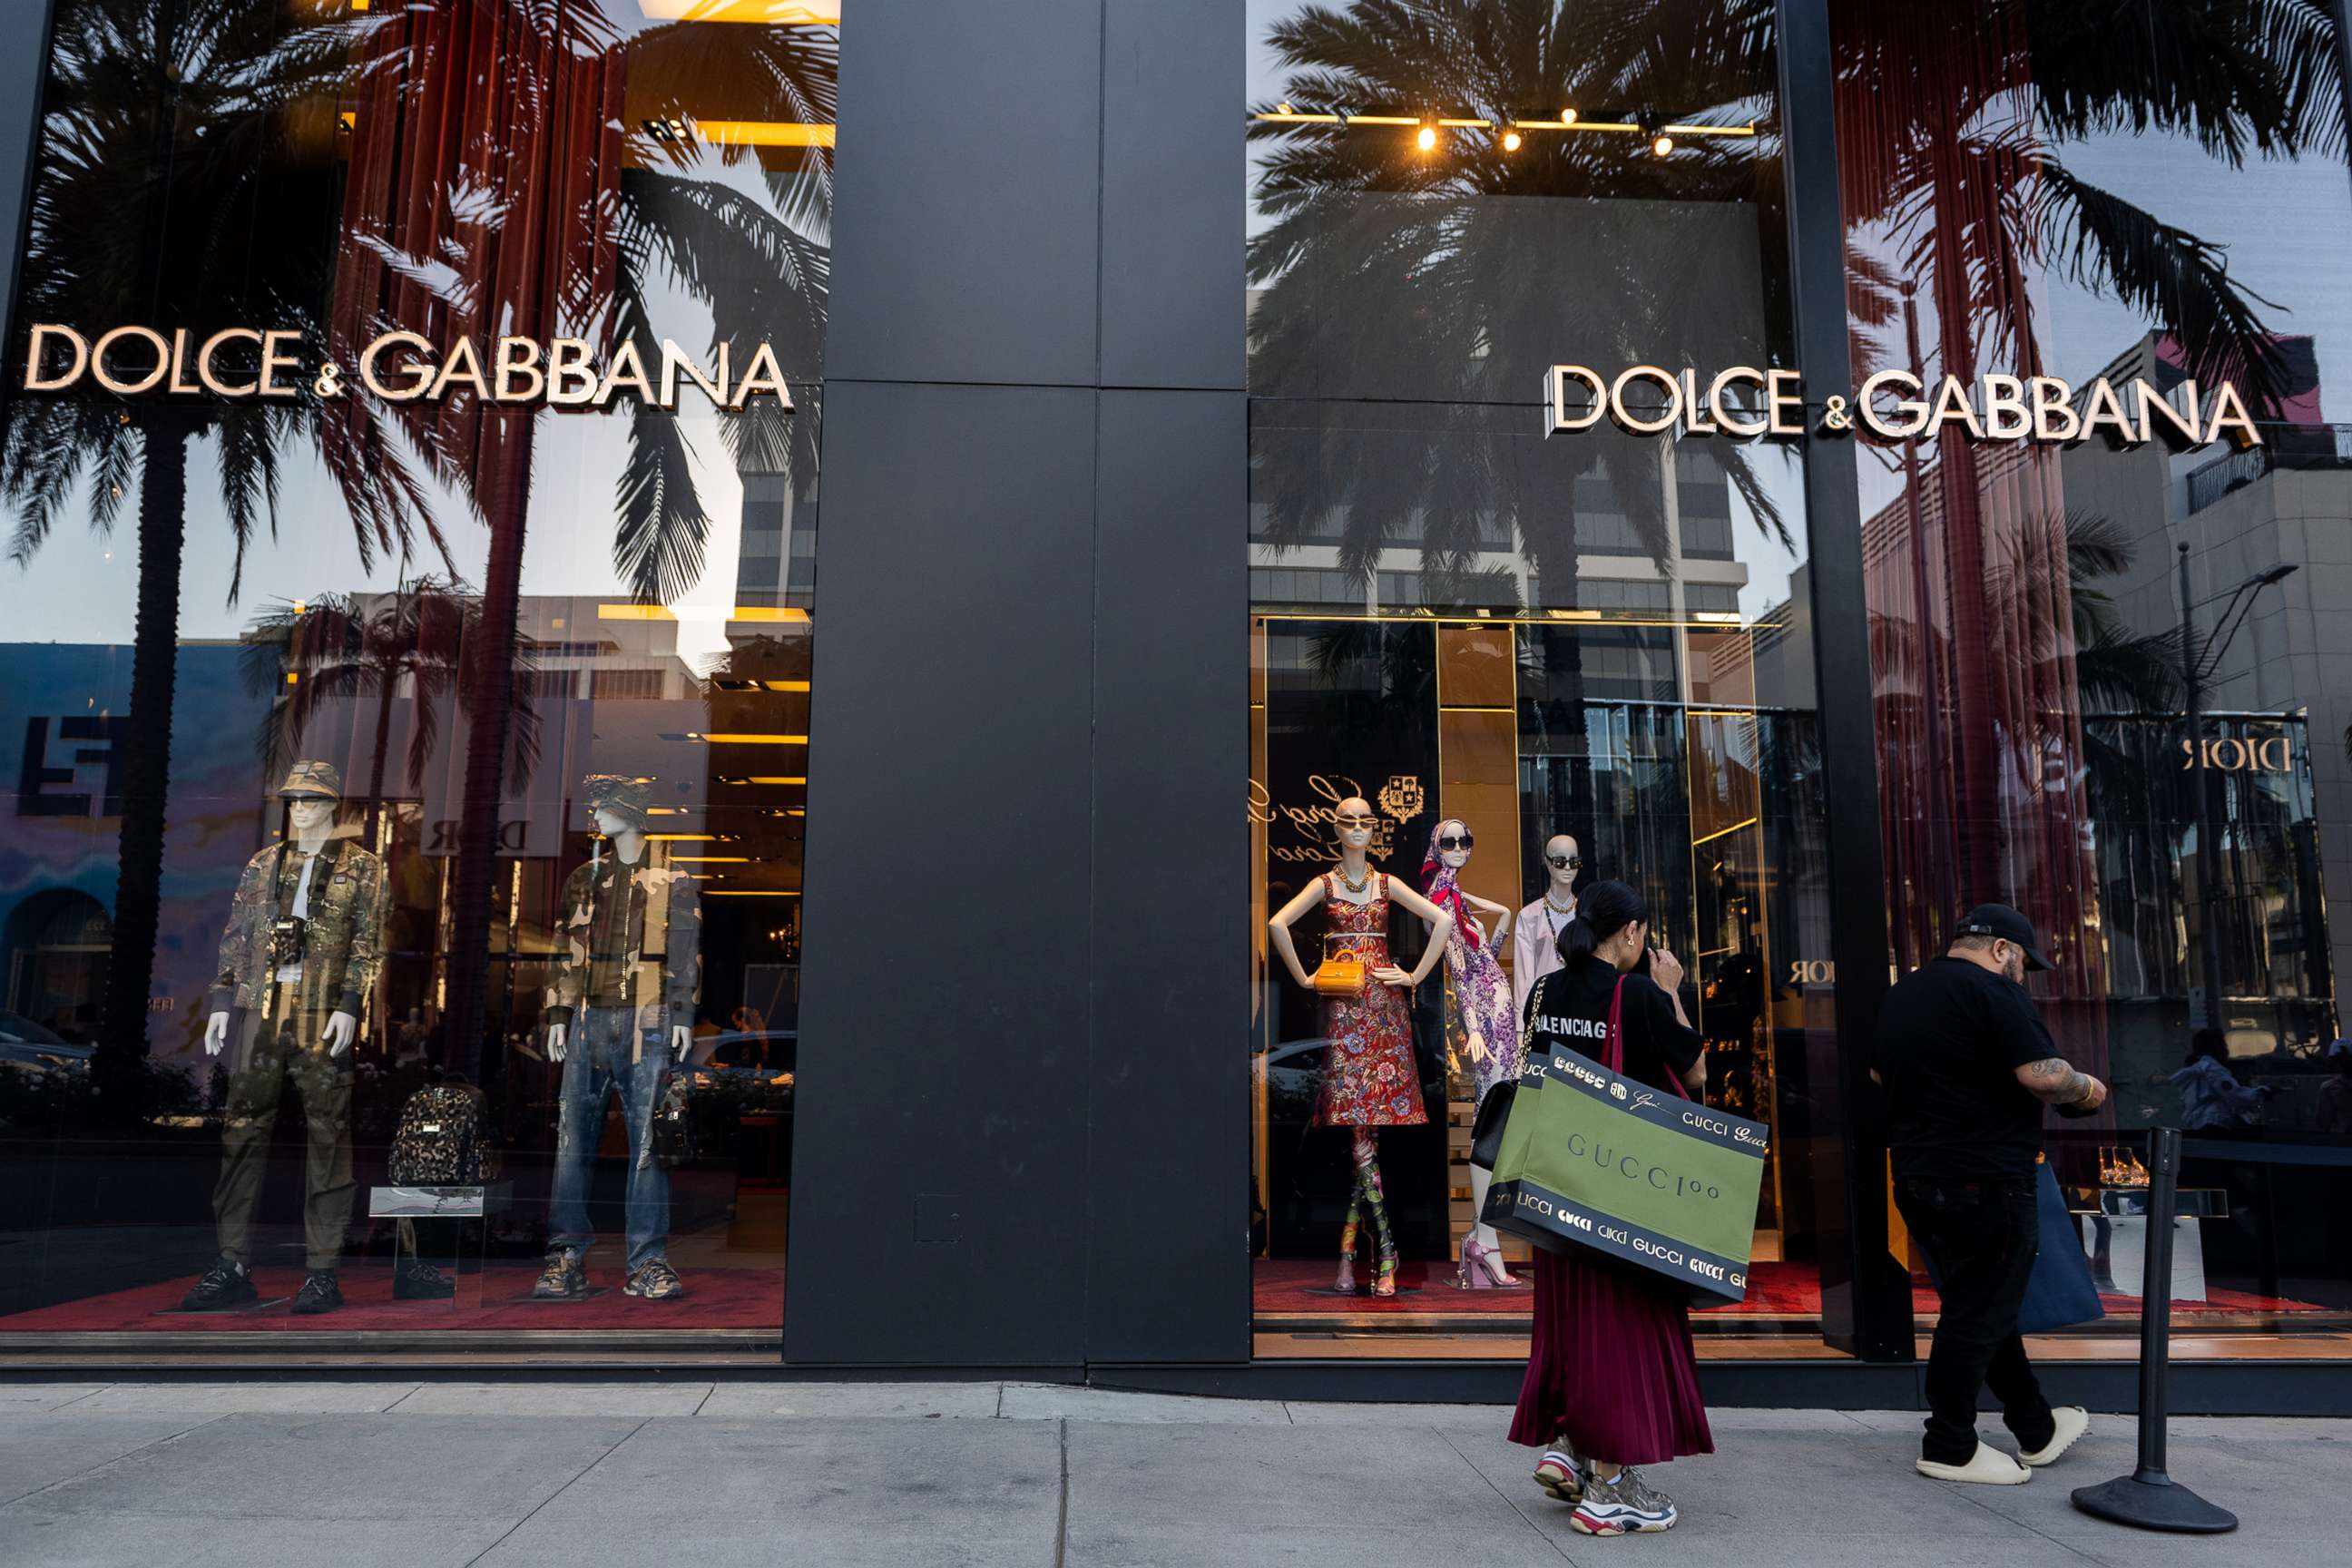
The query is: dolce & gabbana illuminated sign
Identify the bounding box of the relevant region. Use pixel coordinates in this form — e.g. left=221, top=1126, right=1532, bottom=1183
left=19, top=323, right=793, bottom=411
left=1544, top=364, right=2261, bottom=449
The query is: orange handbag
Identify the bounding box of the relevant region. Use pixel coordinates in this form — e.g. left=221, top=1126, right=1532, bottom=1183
left=1310, top=933, right=1370, bottom=997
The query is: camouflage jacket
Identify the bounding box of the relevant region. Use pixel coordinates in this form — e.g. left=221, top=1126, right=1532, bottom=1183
left=544, top=852, right=701, bottom=1032
left=208, top=837, right=387, bottom=1020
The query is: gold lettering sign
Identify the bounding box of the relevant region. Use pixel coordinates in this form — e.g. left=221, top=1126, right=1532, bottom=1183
left=1544, top=364, right=2261, bottom=450
left=2181, top=736, right=2294, bottom=773
left=20, top=323, right=793, bottom=412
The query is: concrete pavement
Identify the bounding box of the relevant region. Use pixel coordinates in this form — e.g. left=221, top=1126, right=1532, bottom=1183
left=1, top=1379, right=2342, bottom=1566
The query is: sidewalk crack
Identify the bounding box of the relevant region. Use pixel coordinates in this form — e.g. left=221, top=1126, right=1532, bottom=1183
left=459, top=1415, right=651, bottom=1566
left=1, top=1413, right=228, bottom=1511
left=1435, top=1427, right=1585, bottom=1565
left=1054, top=1416, right=1071, bottom=1568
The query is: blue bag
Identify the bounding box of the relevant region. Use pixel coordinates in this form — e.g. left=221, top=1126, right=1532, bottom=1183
left=1922, top=1161, right=2105, bottom=1332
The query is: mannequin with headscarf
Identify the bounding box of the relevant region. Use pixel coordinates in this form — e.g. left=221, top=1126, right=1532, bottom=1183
left=1422, top=818, right=1526, bottom=1289
left=1269, top=796, right=1449, bottom=1297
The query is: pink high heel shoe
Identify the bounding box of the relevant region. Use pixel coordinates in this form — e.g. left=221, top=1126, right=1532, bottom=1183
left=1456, top=1234, right=1520, bottom=1289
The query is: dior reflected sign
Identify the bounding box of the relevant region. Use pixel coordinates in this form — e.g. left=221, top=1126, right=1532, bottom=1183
left=1544, top=364, right=2262, bottom=449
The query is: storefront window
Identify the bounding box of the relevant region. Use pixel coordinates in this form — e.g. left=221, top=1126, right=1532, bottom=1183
left=1835, top=2, right=2352, bottom=1341
left=1246, top=0, right=1842, bottom=1358
left=0, top=1, right=835, bottom=1344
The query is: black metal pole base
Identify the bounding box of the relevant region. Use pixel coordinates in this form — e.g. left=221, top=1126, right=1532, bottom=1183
left=2072, top=1475, right=2239, bottom=1534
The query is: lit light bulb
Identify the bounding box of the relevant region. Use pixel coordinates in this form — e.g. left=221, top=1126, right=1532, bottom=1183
left=1652, top=133, right=1674, bottom=156
left=1561, top=108, right=1577, bottom=125
left=1416, top=125, right=1437, bottom=152
left=1502, top=130, right=1523, bottom=152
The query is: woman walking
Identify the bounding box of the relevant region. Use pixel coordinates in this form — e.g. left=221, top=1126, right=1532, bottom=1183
left=1510, top=880, right=1711, bottom=1535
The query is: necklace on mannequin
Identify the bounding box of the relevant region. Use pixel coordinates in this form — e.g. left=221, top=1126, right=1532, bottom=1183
left=1544, top=887, right=1575, bottom=916
left=1335, top=858, right=1373, bottom=895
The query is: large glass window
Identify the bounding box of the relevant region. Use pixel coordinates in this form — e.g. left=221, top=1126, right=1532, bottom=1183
left=0, top=0, right=836, bottom=1348
left=1246, top=0, right=1842, bottom=1359
left=1836, top=2, right=2352, bottom=1344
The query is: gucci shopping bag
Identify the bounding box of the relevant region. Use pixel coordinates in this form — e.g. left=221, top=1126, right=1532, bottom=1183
left=1480, top=980, right=1769, bottom=1306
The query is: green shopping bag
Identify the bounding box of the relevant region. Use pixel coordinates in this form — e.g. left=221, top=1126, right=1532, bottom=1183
left=1480, top=978, right=1769, bottom=1306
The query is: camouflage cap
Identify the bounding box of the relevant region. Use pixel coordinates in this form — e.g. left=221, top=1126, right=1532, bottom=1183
left=278, top=760, right=343, bottom=799
left=583, top=773, right=652, bottom=824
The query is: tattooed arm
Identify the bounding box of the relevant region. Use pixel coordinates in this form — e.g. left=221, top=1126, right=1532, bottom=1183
left=2015, top=1056, right=2107, bottom=1110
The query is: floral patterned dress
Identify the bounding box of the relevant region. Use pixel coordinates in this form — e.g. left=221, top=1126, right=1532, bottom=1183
left=1314, top=872, right=1428, bottom=1127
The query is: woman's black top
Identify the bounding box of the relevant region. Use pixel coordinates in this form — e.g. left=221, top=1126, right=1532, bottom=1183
left=1522, top=954, right=1703, bottom=1094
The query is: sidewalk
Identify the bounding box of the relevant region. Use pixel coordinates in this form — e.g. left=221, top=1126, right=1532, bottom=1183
left=3, top=1379, right=2342, bottom=1566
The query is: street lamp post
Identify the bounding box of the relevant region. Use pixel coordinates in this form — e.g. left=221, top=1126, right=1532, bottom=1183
left=2176, top=544, right=2298, bottom=1032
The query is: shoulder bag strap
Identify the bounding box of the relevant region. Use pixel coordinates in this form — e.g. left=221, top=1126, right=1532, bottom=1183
left=1603, top=975, right=1625, bottom=1073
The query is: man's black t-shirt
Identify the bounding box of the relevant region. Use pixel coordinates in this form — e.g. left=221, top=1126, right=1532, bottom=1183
left=1872, top=956, right=2058, bottom=1182
left=1523, top=955, right=1703, bottom=1093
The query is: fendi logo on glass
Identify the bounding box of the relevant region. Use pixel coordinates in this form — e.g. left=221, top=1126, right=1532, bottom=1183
left=21, top=324, right=794, bottom=412
left=1544, top=364, right=2262, bottom=449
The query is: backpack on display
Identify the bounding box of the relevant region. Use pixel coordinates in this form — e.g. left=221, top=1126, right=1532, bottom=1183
left=389, top=1085, right=485, bottom=1185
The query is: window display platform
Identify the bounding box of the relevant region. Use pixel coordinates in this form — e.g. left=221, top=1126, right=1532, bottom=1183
left=1251, top=1258, right=2335, bottom=1334
left=0, top=1260, right=782, bottom=1336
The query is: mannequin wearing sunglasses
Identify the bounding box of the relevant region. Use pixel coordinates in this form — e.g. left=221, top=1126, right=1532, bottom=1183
left=1269, top=797, right=1448, bottom=1297
left=1419, top=820, right=1528, bottom=1289
left=1512, top=835, right=1583, bottom=1020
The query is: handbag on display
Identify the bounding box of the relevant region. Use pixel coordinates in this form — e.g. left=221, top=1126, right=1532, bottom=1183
left=650, top=1071, right=698, bottom=1168
left=1310, top=932, right=1370, bottom=997
left=1481, top=977, right=1769, bottom=1306
left=387, top=1084, right=485, bottom=1185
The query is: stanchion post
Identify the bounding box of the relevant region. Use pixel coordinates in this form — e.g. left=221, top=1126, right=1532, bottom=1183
left=2072, top=1126, right=2237, bottom=1533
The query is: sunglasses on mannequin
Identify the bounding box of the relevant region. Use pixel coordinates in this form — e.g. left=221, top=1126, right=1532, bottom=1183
left=1335, top=814, right=1377, bottom=829
left=1437, top=833, right=1474, bottom=850
left=1546, top=854, right=1580, bottom=870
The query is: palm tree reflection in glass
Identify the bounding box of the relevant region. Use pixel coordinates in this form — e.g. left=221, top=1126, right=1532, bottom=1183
left=2, top=0, right=834, bottom=1089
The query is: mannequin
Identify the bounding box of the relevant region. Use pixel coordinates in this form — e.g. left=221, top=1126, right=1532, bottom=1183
left=1512, top=834, right=1582, bottom=1021
left=180, top=760, right=389, bottom=1316
left=545, top=805, right=693, bottom=1063
left=1269, top=796, right=1449, bottom=1297
left=1419, top=819, right=1525, bottom=1289
left=537, top=774, right=701, bottom=1303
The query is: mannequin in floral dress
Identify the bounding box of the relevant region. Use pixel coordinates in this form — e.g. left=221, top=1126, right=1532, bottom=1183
left=1420, top=819, right=1526, bottom=1289
left=1269, top=796, right=1449, bottom=1296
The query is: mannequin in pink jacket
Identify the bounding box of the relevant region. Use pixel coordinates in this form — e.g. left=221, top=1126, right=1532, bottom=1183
left=1512, top=835, right=1581, bottom=1021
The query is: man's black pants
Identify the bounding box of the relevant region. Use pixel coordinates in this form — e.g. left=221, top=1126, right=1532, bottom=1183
left=1895, top=1175, right=2057, bottom=1465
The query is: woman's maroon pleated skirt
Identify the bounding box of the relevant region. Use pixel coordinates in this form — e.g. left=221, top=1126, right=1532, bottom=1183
left=1508, top=1245, right=1714, bottom=1465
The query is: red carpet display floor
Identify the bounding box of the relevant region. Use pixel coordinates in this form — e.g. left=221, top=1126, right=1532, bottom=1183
left=1250, top=1258, right=2327, bottom=1320
left=0, top=1263, right=783, bottom=1333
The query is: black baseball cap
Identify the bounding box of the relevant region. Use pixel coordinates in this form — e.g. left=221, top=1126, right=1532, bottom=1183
left=1955, top=904, right=2053, bottom=972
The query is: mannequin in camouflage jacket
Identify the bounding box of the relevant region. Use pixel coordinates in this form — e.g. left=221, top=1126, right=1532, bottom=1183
left=181, top=760, right=386, bottom=1317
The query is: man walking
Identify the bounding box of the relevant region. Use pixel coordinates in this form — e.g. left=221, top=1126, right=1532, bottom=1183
left=1872, top=904, right=2106, bottom=1485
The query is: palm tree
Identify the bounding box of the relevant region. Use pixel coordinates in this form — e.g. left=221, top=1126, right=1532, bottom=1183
left=2, top=0, right=442, bottom=1114
left=237, top=578, right=542, bottom=854
left=327, top=2, right=833, bottom=1072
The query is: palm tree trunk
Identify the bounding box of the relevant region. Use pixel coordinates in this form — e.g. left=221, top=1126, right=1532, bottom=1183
left=439, top=436, right=532, bottom=1079
left=1924, top=104, right=2003, bottom=910
left=364, top=652, right=397, bottom=855
left=93, top=416, right=191, bottom=1124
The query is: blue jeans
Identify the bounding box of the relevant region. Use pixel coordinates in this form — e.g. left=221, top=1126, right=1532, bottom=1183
left=547, top=1005, right=671, bottom=1271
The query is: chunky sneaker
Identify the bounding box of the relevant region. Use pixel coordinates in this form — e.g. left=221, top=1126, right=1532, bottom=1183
left=1916, top=1441, right=2032, bottom=1485
left=1534, top=1445, right=1586, bottom=1503
left=179, top=1257, right=259, bottom=1312
left=393, top=1261, right=456, bottom=1300
left=531, top=1250, right=589, bottom=1299
left=1571, top=1466, right=1678, bottom=1535
left=623, top=1259, right=686, bottom=1300
left=289, top=1270, right=344, bottom=1316
left=2020, top=1407, right=2090, bottom=1467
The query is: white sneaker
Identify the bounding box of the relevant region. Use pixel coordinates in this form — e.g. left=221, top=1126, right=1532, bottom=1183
left=2020, top=1407, right=2090, bottom=1466
left=1916, top=1441, right=2032, bottom=1485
